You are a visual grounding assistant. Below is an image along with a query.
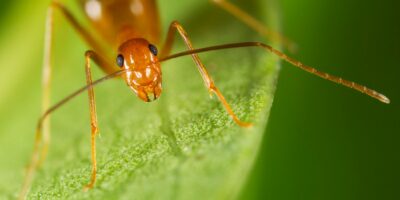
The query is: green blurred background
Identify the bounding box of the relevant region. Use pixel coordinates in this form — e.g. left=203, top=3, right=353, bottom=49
left=0, top=0, right=398, bottom=199
left=241, top=0, right=400, bottom=199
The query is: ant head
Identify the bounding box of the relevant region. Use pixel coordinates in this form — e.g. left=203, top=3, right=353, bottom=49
left=117, top=38, right=162, bottom=102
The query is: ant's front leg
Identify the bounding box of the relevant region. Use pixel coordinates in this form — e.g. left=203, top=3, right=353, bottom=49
left=82, top=51, right=101, bottom=191
left=19, top=1, right=115, bottom=199
left=160, top=21, right=252, bottom=127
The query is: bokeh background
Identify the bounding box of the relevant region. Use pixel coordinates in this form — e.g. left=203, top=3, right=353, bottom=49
left=241, top=0, right=400, bottom=199
left=0, top=0, right=398, bottom=199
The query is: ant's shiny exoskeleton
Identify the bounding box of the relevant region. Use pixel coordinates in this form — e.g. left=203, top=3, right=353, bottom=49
left=19, top=0, right=389, bottom=199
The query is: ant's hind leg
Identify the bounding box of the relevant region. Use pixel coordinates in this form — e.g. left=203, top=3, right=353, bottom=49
left=38, top=1, right=54, bottom=166
left=210, top=0, right=296, bottom=52
left=160, top=21, right=252, bottom=127
left=18, top=6, right=55, bottom=200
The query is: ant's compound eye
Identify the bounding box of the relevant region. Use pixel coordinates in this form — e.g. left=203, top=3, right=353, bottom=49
left=148, top=44, right=158, bottom=56
left=116, top=54, right=124, bottom=67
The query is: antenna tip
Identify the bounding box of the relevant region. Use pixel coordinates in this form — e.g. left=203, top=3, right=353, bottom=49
left=378, top=94, right=390, bottom=104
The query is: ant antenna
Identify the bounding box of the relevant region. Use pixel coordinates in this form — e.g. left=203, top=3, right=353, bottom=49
left=160, top=42, right=390, bottom=104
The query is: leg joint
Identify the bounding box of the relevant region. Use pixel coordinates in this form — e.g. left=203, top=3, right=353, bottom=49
left=171, top=20, right=181, bottom=28
left=85, top=50, right=95, bottom=58
left=50, top=1, right=66, bottom=12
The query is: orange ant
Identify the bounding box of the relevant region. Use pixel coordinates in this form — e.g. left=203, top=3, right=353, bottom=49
left=19, top=0, right=390, bottom=199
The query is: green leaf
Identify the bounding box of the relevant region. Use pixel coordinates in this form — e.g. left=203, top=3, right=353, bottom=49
left=0, top=0, right=281, bottom=199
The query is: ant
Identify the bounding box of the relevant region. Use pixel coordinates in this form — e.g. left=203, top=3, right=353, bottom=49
left=19, top=0, right=390, bottom=199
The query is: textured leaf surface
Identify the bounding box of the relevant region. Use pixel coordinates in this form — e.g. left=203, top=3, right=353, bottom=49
left=0, top=0, right=281, bottom=199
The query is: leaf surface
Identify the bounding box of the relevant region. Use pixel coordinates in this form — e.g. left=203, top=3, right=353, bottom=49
left=0, top=0, right=281, bottom=199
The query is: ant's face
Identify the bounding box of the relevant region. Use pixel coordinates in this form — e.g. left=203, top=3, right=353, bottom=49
left=117, top=38, right=162, bottom=102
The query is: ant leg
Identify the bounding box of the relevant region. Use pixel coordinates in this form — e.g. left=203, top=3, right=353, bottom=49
left=210, top=0, right=297, bottom=52
left=18, top=6, right=56, bottom=200
left=161, top=42, right=390, bottom=104
left=19, top=2, right=115, bottom=199
left=39, top=1, right=115, bottom=164
left=83, top=51, right=100, bottom=191
left=50, top=1, right=116, bottom=74
left=19, top=51, right=101, bottom=199
left=161, top=21, right=252, bottom=127
left=38, top=2, right=54, bottom=166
